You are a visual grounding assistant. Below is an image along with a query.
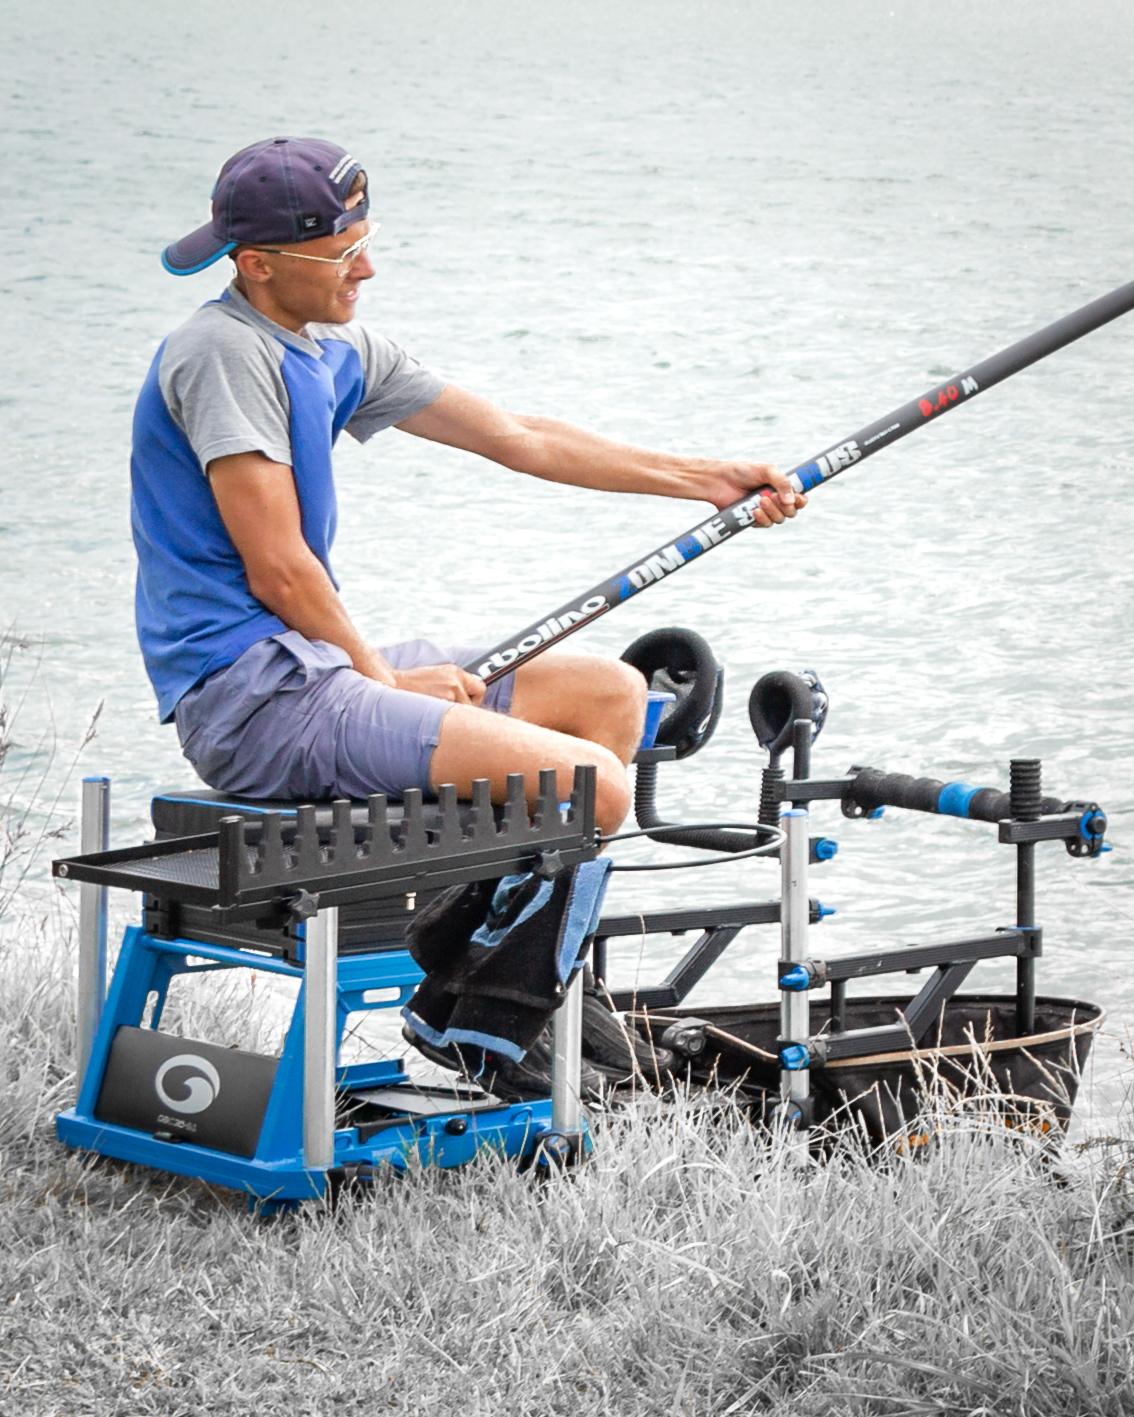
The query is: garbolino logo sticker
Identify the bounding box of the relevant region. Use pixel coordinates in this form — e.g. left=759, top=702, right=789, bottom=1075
left=154, top=1054, right=221, bottom=1115
left=477, top=595, right=608, bottom=677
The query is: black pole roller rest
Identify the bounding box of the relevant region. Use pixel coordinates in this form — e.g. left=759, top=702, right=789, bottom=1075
left=845, top=768, right=1066, bottom=823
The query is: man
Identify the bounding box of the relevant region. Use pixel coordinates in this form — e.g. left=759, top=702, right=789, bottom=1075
left=133, top=136, right=804, bottom=838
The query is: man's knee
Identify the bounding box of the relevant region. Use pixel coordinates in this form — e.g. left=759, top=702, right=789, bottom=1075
left=585, top=658, right=648, bottom=765
left=512, top=653, right=647, bottom=765
left=598, top=657, right=648, bottom=715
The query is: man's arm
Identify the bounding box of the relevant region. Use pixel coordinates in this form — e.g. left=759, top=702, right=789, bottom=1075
left=206, top=452, right=485, bottom=702
left=397, top=385, right=805, bottom=522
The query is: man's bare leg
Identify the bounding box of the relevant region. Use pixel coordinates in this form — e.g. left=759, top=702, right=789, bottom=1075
left=429, top=653, right=647, bottom=836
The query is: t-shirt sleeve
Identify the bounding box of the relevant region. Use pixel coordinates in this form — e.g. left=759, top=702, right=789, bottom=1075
left=340, top=327, right=447, bottom=443
left=159, top=317, right=293, bottom=471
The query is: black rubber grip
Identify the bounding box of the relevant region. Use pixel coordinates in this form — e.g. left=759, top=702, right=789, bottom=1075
left=847, top=768, right=1064, bottom=822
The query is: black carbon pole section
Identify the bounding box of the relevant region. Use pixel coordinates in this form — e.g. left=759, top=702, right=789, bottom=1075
left=467, top=276, right=1134, bottom=685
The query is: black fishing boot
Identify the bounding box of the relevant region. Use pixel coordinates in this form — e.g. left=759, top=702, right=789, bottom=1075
left=480, top=1026, right=607, bottom=1104
left=579, top=967, right=676, bottom=1083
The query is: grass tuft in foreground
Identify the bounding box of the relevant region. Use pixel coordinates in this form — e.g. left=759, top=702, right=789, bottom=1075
left=2, top=921, right=1134, bottom=1416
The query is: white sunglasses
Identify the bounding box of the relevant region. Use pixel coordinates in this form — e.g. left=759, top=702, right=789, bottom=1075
left=249, top=222, right=379, bottom=276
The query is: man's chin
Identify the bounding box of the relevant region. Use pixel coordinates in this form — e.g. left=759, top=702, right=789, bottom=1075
left=335, top=289, right=363, bottom=322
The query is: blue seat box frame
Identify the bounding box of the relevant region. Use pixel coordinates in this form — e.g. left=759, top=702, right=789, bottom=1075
left=54, top=769, right=598, bottom=1204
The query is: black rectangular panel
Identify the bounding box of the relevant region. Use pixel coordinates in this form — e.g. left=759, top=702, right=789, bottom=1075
left=95, top=1027, right=278, bottom=1158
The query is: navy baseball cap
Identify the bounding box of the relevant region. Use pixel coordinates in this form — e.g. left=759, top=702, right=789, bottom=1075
left=162, top=137, right=370, bottom=275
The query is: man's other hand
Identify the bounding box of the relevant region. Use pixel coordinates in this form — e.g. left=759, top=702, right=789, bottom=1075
left=391, top=664, right=487, bottom=705
left=704, top=463, right=808, bottom=524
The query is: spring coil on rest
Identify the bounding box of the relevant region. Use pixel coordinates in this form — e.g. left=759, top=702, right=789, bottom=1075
left=633, top=760, right=761, bottom=855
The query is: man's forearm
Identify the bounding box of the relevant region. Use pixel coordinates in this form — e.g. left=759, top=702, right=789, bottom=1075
left=500, top=414, right=718, bottom=498
left=397, top=386, right=790, bottom=513
left=250, top=552, right=396, bottom=685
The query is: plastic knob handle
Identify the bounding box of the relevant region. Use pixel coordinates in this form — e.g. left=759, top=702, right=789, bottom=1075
left=780, top=965, right=811, bottom=992
left=814, top=838, right=839, bottom=861
left=780, top=1044, right=810, bottom=1071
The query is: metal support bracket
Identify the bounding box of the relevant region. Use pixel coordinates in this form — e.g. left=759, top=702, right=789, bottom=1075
left=77, top=776, right=110, bottom=1089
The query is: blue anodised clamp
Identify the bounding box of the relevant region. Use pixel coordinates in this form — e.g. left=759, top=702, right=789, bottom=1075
left=1066, top=805, right=1109, bottom=859
left=814, top=838, right=839, bottom=861
left=780, top=965, right=811, bottom=992
left=780, top=1044, right=811, bottom=1071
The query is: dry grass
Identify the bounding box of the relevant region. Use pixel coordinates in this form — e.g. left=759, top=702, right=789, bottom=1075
left=2, top=918, right=1134, bottom=1417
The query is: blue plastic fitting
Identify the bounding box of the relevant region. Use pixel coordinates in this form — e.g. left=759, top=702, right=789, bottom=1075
left=780, top=965, right=811, bottom=992
left=780, top=1044, right=811, bottom=1071
left=638, top=691, right=677, bottom=752
left=867, top=806, right=885, bottom=820
left=817, top=902, right=836, bottom=920
left=814, top=837, right=839, bottom=861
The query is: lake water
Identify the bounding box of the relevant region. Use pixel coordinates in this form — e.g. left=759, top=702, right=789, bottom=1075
left=2, top=1, right=1132, bottom=1120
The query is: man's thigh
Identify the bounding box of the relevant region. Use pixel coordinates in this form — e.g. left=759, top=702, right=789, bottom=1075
left=179, top=636, right=510, bottom=801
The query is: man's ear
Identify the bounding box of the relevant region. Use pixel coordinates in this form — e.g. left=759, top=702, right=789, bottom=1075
left=232, top=247, right=274, bottom=285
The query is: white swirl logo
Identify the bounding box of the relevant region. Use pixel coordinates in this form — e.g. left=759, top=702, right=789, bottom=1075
left=154, top=1054, right=221, bottom=1115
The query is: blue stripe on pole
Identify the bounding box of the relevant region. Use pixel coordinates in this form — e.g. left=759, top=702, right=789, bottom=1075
left=937, top=782, right=980, bottom=818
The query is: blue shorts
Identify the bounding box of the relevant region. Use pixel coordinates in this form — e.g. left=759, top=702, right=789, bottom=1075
left=173, top=632, right=516, bottom=801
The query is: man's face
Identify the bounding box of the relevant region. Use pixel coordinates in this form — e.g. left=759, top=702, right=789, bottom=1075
left=234, top=201, right=375, bottom=331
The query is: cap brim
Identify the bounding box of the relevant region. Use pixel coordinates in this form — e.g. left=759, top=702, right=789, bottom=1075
left=162, top=222, right=236, bottom=275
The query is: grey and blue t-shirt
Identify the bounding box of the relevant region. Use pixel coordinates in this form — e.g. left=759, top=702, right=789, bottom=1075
left=130, top=283, right=445, bottom=721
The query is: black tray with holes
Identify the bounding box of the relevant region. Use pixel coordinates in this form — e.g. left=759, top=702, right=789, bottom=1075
left=53, top=769, right=597, bottom=924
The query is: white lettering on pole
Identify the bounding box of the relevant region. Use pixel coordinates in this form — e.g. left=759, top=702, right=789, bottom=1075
left=477, top=594, right=612, bottom=674
left=694, top=518, right=727, bottom=548
left=961, top=376, right=979, bottom=396
left=823, top=440, right=862, bottom=473
left=642, top=545, right=685, bottom=580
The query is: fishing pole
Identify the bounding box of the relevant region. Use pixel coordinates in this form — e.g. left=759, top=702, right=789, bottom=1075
left=465, top=275, right=1134, bottom=686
